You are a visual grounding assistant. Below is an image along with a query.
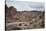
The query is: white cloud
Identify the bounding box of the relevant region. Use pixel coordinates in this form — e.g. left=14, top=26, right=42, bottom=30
left=14, top=1, right=44, bottom=11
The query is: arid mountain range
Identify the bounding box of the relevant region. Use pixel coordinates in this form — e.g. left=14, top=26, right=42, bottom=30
left=5, top=4, right=45, bottom=30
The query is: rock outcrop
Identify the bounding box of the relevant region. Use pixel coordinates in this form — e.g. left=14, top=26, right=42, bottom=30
left=5, top=5, right=17, bottom=23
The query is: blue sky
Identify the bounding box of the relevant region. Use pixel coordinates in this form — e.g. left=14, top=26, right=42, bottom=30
left=6, top=0, right=44, bottom=11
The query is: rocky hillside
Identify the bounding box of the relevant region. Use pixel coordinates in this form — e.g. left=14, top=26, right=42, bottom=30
left=5, top=5, right=45, bottom=30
